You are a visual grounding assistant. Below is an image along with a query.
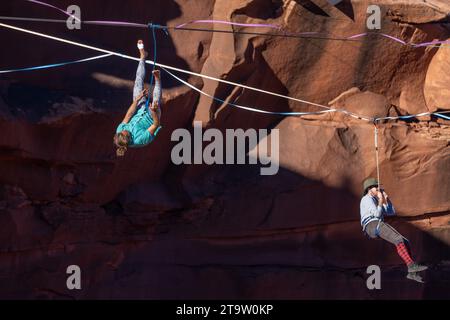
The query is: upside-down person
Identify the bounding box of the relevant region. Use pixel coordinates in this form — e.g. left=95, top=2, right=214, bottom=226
left=360, top=178, right=428, bottom=279
left=113, top=40, right=162, bottom=157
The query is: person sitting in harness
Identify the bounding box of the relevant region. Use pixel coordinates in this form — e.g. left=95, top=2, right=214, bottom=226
left=360, top=177, right=428, bottom=279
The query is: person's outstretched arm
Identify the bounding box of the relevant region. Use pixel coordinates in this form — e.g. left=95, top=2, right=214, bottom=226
left=122, top=89, right=148, bottom=124
left=148, top=100, right=160, bottom=135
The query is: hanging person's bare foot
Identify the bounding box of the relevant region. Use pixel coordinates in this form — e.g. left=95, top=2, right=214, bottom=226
left=152, top=69, right=160, bottom=80
left=137, top=40, right=148, bottom=60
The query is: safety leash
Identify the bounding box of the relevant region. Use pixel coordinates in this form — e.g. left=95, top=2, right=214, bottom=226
left=374, top=121, right=381, bottom=190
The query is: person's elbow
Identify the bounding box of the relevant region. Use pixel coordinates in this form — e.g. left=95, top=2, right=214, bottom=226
left=148, top=124, right=159, bottom=136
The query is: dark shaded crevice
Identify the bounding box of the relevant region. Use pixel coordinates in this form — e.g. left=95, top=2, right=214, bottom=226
left=396, top=210, right=450, bottom=222
left=330, top=0, right=354, bottom=21
left=232, top=0, right=284, bottom=20
left=294, top=0, right=330, bottom=17
left=102, top=199, right=124, bottom=217
left=190, top=209, right=450, bottom=242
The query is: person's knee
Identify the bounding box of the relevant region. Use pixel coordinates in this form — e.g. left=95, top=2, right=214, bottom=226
left=365, top=228, right=377, bottom=239
left=394, top=237, right=405, bottom=246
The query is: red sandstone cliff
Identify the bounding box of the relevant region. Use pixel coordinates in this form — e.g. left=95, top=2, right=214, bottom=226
left=0, top=0, right=449, bottom=299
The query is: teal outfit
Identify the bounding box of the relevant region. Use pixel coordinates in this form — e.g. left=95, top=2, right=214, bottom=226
left=116, top=59, right=162, bottom=147
left=116, top=106, right=161, bottom=147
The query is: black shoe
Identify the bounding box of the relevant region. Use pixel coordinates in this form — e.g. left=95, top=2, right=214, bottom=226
left=407, top=263, right=428, bottom=273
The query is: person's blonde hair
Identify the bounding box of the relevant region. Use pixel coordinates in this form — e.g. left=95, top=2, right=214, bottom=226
left=113, top=132, right=130, bottom=157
